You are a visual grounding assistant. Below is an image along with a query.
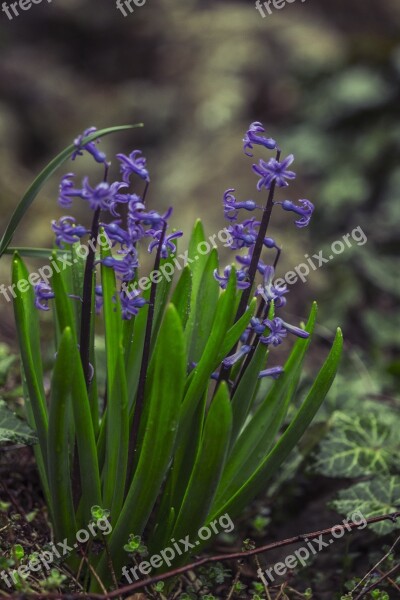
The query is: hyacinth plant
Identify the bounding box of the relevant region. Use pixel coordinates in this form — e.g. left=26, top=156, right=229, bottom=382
left=1, top=123, right=343, bottom=591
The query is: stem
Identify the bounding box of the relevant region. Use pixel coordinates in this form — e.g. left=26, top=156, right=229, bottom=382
left=79, top=208, right=100, bottom=384
left=126, top=221, right=167, bottom=481
left=79, top=164, right=109, bottom=387
left=219, top=150, right=281, bottom=385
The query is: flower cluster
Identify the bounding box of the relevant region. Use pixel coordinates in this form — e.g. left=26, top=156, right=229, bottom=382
left=35, top=127, right=182, bottom=320
left=215, top=122, right=315, bottom=379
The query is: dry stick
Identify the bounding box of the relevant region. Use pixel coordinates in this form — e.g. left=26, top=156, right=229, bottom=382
left=350, top=533, right=400, bottom=597
left=218, top=150, right=281, bottom=387
left=226, top=562, right=243, bottom=600
left=255, top=555, right=272, bottom=600
left=354, top=562, right=400, bottom=600
left=11, top=512, right=399, bottom=600
left=378, top=569, right=400, bottom=593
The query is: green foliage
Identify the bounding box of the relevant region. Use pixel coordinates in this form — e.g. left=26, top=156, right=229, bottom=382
left=0, top=399, right=38, bottom=445
left=4, top=129, right=342, bottom=592
left=306, top=364, right=400, bottom=537
left=312, top=411, right=400, bottom=478
left=330, top=476, right=400, bottom=536
left=283, top=57, right=400, bottom=361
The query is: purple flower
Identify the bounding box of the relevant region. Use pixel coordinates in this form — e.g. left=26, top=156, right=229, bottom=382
left=258, top=366, right=284, bottom=379
left=214, top=266, right=250, bottom=290
left=223, top=189, right=258, bottom=222
left=102, top=252, right=139, bottom=281
left=253, top=154, right=296, bottom=190
left=260, top=317, right=309, bottom=347
left=148, top=230, right=183, bottom=259
left=129, top=206, right=173, bottom=229
left=34, top=281, right=55, bottom=311
left=263, top=237, right=278, bottom=250
left=260, top=318, right=287, bottom=347
left=276, top=199, right=314, bottom=228
left=222, top=344, right=252, bottom=368
left=101, top=221, right=132, bottom=249
left=227, top=219, right=260, bottom=250
left=127, top=221, right=146, bottom=244
left=51, top=216, right=89, bottom=248
left=243, top=122, right=277, bottom=157
left=256, top=265, right=288, bottom=307
left=58, top=173, right=84, bottom=208
left=280, top=319, right=310, bottom=339
left=72, top=127, right=107, bottom=164
left=82, top=178, right=127, bottom=212
left=109, top=193, right=145, bottom=218
left=117, top=150, right=150, bottom=184
left=250, top=317, right=266, bottom=335
left=120, top=289, right=147, bottom=320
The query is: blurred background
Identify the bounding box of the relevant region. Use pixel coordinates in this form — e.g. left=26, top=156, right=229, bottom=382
left=0, top=0, right=399, bottom=391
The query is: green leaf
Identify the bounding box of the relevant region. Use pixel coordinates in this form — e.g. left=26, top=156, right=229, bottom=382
left=187, top=249, right=219, bottom=364
left=151, top=252, right=178, bottom=350
left=210, top=327, right=343, bottom=520
left=0, top=400, right=38, bottom=445
left=230, top=344, right=268, bottom=446
left=0, top=125, right=142, bottom=257
left=214, top=304, right=317, bottom=507
left=66, top=334, right=102, bottom=522
left=171, top=266, right=192, bottom=330
left=215, top=297, right=257, bottom=364
left=153, top=391, right=207, bottom=552
left=12, top=254, right=48, bottom=466
left=125, top=286, right=150, bottom=412
left=330, top=477, right=400, bottom=535
left=4, top=247, right=68, bottom=259
left=184, top=220, right=211, bottom=353
left=178, top=269, right=237, bottom=441
left=100, top=242, right=129, bottom=516
left=50, top=250, right=79, bottom=340
left=51, top=265, right=102, bottom=522
left=171, top=382, right=232, bottom=545
left=96, top=304, right=186, bottom=585
left=47, top=328, right=77, bottom=541
left=312, top=411, right=400, bottom=478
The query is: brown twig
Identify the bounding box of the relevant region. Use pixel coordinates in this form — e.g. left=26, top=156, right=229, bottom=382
left=353, top=562, right=400, bottom=600
left=5, top=511, right=399, bottom=600
left=350, top=533, right=400, bottom=597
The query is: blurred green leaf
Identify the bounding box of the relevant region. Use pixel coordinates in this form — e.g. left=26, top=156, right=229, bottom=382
left=0, top=399, right=38, bottom=446
left=330, top=477, right=400, bottom=535
left=312, top=411, right=400, bottom=478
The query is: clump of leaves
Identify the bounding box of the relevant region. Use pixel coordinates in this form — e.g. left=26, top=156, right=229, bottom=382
left=1, top=124, right=342, bottom=592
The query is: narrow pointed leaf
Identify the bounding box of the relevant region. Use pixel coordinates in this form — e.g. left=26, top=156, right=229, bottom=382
left=12, top=254, right=48, bottom=468
left=0, top=125, right=142, bottom=257
left=171, top=382, right=232, bottom=545
left=97, top=304, right=186, bottom=582
left=171, top=266, right=192, bottom=329
left=47, top=327, right=77, bottom=541
left=214, top=304, right=317, bottom=506
left=210, top=327, right=343, bottom=520
left=100, top=244, right=129, bottom=516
